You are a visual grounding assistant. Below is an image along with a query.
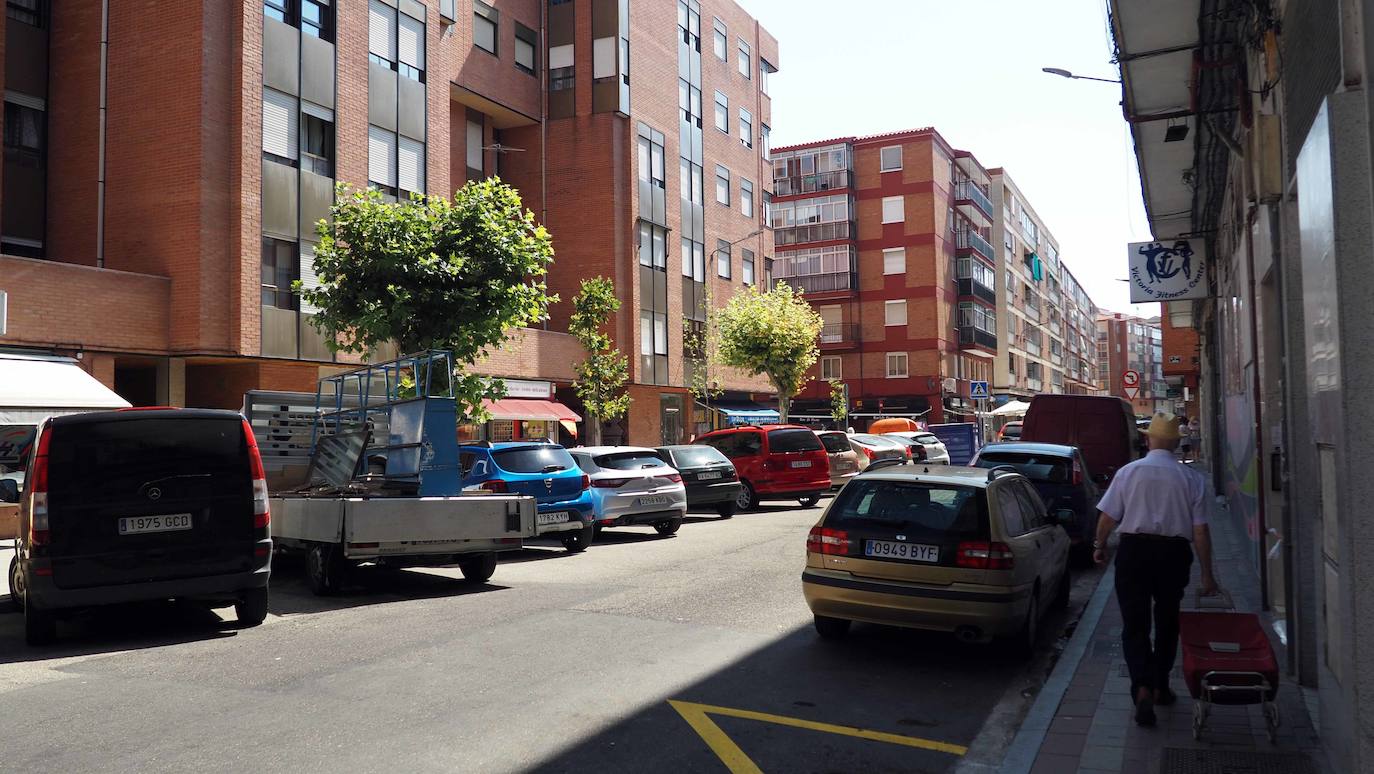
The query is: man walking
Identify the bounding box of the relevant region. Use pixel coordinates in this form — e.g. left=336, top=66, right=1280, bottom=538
left=1093, top=413, right=1218, bottom=727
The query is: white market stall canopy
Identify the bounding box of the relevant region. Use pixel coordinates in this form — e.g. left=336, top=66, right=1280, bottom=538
left=0, top=352, right=131, bottom=424
left=991, top=400, right=1031, bottom=417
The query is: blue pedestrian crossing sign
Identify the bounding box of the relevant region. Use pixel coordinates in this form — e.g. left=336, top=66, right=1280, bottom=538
left=970, top=381, right=990, bottom=400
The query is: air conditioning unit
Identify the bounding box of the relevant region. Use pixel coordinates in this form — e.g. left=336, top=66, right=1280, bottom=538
left=942, top=378, right=957, bottom=393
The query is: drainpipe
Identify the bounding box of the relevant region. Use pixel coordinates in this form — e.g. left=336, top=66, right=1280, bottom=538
left=96, top=0, right=109, bottom=268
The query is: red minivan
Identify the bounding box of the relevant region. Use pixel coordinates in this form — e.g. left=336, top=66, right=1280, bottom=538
left=1020, top=395, right=1143, bottom=484
left=696, top=425, right=831, bottom=511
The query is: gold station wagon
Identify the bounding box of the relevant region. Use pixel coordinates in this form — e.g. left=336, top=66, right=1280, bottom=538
left=802, top=465, right=1072, bottom=654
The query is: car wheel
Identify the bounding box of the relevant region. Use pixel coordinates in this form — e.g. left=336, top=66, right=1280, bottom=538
left=235, top=587, right=269, bottom=627
left=735, top=481, right=758, bottom=512
left=813, top=614, right=851, bottom=641
left=1011, top=589, right=1040, bottom=659
left=562, top=523, right=596, bottom=553
left=306, top=543, right=348, bottom=596
left=458, top=553, right=498, bottom=584
left=654, top=518, right=683, bottom=536
left=1052, top=566, right=1070, bottom=610
left=24, top=597, right=56, bottom=647
left=7, top=555, right=22, bottom=613
left=716, top=502, right=736, bottom=519
left=798, top=494, right=821, bottom=508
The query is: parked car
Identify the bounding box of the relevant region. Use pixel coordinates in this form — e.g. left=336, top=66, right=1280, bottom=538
left=8, top=408, right=273, bottom=646
left=459, top=441, right=596, bottom=552
left=848, top=433, right=910, bottom=465
left=884, top=431, right=951, bottom=464
left=816, top=431, right=862, bottom=489
left=999, top=421, right=1023, bottom=441
left=802, top=465, right=1072, bottom=654
left=653, top=444, right=741, bottom=518
left=569, top=447, right=687, bottom=535
left=696, top=425, right=831, bottom=511
left=971, top=442, right=1100, bottom=565
left=1020, top=395, right=1142, bottom=484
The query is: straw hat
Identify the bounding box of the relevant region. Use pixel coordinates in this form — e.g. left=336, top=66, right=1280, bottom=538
left=1146, top=412, right=1181, bottom=440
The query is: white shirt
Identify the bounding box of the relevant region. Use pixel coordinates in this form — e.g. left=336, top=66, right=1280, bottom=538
left=1098, top=450, right=1210, bottom=539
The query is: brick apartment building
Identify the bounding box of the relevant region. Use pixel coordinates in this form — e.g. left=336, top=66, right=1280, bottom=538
left=0, top=0, right=777, bottom=446
left=1095, top=312, right=1166, bottom=415
left=1160, top=301, right=1200, bottom=420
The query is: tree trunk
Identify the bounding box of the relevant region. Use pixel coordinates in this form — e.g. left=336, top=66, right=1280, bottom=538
left=778, top=393, right=791, bottom=424
left=585, top=413, right=601, bottom=447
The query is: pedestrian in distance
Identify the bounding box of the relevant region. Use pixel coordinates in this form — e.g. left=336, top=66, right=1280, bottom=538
left=1177, top=416, right=1193, bottom=462
left=1092, top=412, right=1219, bottom=727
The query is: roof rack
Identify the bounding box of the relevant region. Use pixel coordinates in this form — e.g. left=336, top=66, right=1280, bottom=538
left=986, top=465, right=1020, bottom=482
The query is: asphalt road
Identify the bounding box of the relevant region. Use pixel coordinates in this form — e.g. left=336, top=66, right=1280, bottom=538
left=0, top=500, right=1104, bottom=773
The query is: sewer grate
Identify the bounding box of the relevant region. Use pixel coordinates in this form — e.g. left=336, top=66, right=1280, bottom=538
left=1160, top=748, right=1318, bottom=774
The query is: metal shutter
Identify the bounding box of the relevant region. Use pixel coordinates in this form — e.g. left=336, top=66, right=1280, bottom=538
left=398, top=137, right=425, bottom=194
left=1282, top=0, right=1340, bottom=177
left=398, top=13, right=424, bottom=71
left=299, top=243, right=320, bottom=314
left=262, top=88, right=298, bottom=160
left=368, top=125, right=396, bottom=187
left=369, top=0, right=396, bottom=61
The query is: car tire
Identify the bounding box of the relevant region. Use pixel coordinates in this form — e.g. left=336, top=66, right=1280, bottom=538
left=813, top=614, right=851, bottom=641
left=24, top=598, right=56, bottom=647
left=1052, top=566, right=1070, bottom=610
left=735, top=481, right=758, bottom=512
left=1010, top=589, right=1040, bottom=659
left=562, top=523, right=595, bottom=553
left=798, top=494, right=821, bottom=508
left=306, top=543, right=348, bottom=596
left=716, top=502, right=736, bottom=519
left=235, top=587, right=269, bottom=627
left=654, top=518, right=683, bottom=536
left=7, top=555, right=22, bottom=613
left=458, top=553, right=498, bottom=584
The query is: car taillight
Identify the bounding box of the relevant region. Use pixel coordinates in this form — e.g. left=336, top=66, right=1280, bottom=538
left=580, top=474, right=591, bottom=490
left=1072, top=459, right=1083, bottom=487
left=666, top=473, right=683, bottom=483
left=593, top=477, right=632, bottom=488
left=241, top=419, right=270, bottom=529
left=956, top=541, right=1015, bottom=570
left=807, top=526, right=851, bottom=555
left=861, top=446, right=875, bottom=460
left=28, top=426, right=51, bottom=546
left=480, top=479, right=509, bottom=493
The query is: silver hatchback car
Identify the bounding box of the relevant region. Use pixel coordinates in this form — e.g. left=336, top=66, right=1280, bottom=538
left=570, top=447, right=689, bottom=536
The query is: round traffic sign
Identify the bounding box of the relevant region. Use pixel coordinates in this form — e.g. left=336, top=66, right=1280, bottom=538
left=1122, top=370, right=1140, bottom=388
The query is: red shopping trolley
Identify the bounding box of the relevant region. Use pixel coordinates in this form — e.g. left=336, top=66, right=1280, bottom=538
left=1178, top=590, right=1280, bottom=742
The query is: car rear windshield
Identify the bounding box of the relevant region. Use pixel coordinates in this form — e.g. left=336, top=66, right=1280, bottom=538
left=851, top=434, right=901, bottom=449
left=767, top=429, right=822, bottom=453
left=817, top=433, right=851, bottom=454
left=493, top=446, right=576, bottom=474
left=595, top=452, right=668, bottom=471
left=46, top=417, right=249, bottom=498
left=974, top=452, right=1071, bottom=483
left=915, top=433, right=940, bottom=444
left=826, top=479, right=988, bottom=540
left=667, top=446, right=729, bottom=468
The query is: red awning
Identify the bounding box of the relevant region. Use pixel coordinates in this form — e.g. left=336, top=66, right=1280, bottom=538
left=482, top=398, right=582, bottom=423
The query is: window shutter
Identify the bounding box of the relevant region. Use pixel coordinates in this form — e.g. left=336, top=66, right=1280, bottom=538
left=299, top=243, right=321, bottom=314
left=398, top=137, right=425, bottom=194
left=369, top=0, right=397, bottom=61
left=549, top=44, right=574, bottom=69
left=466, top=121, right=483, bottom=171
left=398, top=13, right=424, bottom=70
left=368, top=125, right=397, bottom=187
left=262, top=88, right=298, bottom=160
left=593, top=37, right=616, bottom=79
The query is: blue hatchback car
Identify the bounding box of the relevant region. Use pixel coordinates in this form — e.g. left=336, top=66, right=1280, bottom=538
left=459, top=442, right=596, bottom=552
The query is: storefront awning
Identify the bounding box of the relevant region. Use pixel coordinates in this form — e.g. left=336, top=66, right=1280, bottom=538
left=706, top=401, right=780, bottom=425
left=0, top=352, right=131, bottom=424
left=482, top=398, right=581, bottom=423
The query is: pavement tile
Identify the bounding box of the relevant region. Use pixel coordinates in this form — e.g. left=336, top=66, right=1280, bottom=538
left=1030, top=753, right=1084, bottom=774
left=1058, top=700, right=1098, bottom=716
left=1077, top=744, right=1125, bottom=770
left=1052, top=715, right=1094, bottom=734
left=1076, top=768, right=1119, bottom=774
left=1039, top=732, right=1088, bottom=757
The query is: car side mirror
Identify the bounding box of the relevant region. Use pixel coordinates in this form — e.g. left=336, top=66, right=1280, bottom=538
left=1053, top=508, right=1076, bottom=527
left=0, top=479, right=18, bottom=504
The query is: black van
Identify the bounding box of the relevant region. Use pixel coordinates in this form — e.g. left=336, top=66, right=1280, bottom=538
left=5, top=409, right=272, bottom=645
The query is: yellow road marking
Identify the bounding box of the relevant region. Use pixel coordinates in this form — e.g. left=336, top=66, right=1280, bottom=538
left=668, top=699, right=968, bottom=773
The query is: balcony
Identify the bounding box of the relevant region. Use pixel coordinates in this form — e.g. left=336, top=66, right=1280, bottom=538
left=773, top=170, right=851, bottom=197
left=1027, top=377, right=1044, bottom=392
left=954, top=181, right=994, bottom=222
left=954, top=229, right=994, bottom=261
left=958, top=277, right=997, bottom=305
left=774, top=220, right=855, bottom=247
left=959, top=326, right=997, bottom=350
left=818, top=323, right=861, bottom=350
left=773, top=270, right=856, bottom=294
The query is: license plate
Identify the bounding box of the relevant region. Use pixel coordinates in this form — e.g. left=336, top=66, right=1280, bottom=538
left=537, top=511, right=571, bottom=525
left=118, top=513, right=193, bottom=535
left=790, top=460, right=812, bottom=468
left=638, top=495, right=670, bottom=506
left=865, top=540, right=939, bottom=563
left=697, top=472, right=722, bottom=481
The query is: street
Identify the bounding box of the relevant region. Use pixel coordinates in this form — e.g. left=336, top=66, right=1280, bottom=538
left=0, top=500, right=1103, bottom=774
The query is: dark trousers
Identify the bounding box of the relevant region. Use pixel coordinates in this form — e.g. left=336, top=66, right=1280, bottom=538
left=1114, top=533, right=1194, bottom=695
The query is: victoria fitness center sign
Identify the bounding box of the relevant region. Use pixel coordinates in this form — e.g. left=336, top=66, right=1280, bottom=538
left=1126, top=239, right=1208, bottom=303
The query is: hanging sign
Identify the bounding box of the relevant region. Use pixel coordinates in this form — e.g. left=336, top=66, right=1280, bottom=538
left=1127, top=239, right=1207, bottom=303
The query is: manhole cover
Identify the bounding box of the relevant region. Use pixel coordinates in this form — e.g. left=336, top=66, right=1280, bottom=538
left=1160, top=748, right=1318, bottom=774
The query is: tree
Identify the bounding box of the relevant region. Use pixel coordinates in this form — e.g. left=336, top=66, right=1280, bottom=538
left=828, top=379, right=849, bottom=426
left=684, top=282, right=725, bottom=432
left=715, top=282, right=824, bottom=423
left=301, top=180, right=556, bottom=422
left=569, top=277, right=630, bottom=446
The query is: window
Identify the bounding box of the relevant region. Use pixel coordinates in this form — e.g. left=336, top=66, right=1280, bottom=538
left=367, top=125, right=398, bottom=194
left=760, top=59, right=775, bottom=95
left=742, top=248, right=755, bottom=285
left=264, top=0, right=289, bottom=23
left=398, top=11, right=425, bottom=81
left=398, top=136, right=425, bottom=196
left=300, top=106, right=334, bottom=177
left=886, top=352, right=908, bottom=378
left=713, top=91, right=728, bottom=133
left=639, top=133, right=666, bottom=190
left=880, top=145, right=902, bottom=172
left=261, top=237, right=299, bottom=310
left=739, top=108, right=753, bottom=148
left=515, top=24, right=538, bottom=74
left=466, top=120, right=483, bottom=178
left=368, top=0, right=397, bottom=67
left=882, top=247, right=905, bottom=275
left=740, top=178, right=753, bottom=217
left=4, top=100, right=44, bottom=166
left=996, top=485, right=1027, bottom=536
left=884, top=300, right=907, bottom=327
left=881, top=195, right=904, bottom=224
left=262, top=88, right=298, bottom=166
left=681, top=238, right=706, bottom=282
left=639, top=221, right=668, bottom=270
left=301, top=0, right=331, bottom=40
left=549, top=44, right=574, bottom=90
left=473, top=1, right=498, bottom=54
left=640, top=311, right=668, bottom=356
left=760, top=123, right=771, bottom=161
left=716, top=239, right=732, bottom=278
left=821, top=356, right=841, bottom=381
left=715, top=164, right=730, bottom=205
left=738, top=38, right=751, bottom=78
left=712, top=18, right=727, bottom=60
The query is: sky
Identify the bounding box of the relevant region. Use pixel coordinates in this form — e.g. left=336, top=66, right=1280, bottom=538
left=739, top=0, right=1158, bottom=317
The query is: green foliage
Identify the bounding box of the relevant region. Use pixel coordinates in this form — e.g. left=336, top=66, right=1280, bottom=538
left=828, top=379, right=848, bottom=423
left=684, top=282, right=724, bottom=406
left=301, top=180, right=556, bottom=421
left=715, top=282, right=824, bottom=422
left=569, top=277, right=630, bottom=444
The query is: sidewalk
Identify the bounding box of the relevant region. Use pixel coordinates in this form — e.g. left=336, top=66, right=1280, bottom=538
left=991, top=498, right=1327, bottom=774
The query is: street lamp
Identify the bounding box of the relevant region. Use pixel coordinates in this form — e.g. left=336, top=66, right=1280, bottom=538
left=1042, top=67, right=1121, bottom=84
left=699, top=229, right=763, bottom=429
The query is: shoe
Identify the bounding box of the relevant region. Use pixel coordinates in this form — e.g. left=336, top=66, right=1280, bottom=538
left=1155, top=686, right=1178, bottom=707
left=1134, top=688, right=1157, bottom=727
